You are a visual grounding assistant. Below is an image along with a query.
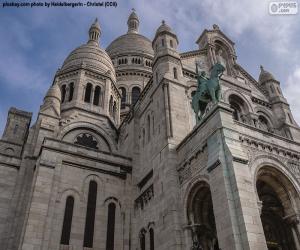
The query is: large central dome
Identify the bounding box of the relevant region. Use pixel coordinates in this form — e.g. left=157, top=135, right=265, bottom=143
left=106, top=33, right=153, bottom=57
left=106, top=10, right=154, bottom=58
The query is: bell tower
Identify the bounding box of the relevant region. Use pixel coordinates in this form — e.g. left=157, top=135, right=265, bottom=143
left=152, top=20, right=182, bottom=84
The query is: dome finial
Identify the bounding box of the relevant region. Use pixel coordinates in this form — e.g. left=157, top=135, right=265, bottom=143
left=88, top=18, right=101, bottom=46
left=127, top=9, right=139, bottom=34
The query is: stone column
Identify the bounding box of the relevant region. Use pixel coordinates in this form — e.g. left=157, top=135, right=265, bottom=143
left=285, top=213, right=300, bottom=249
left=205, top=103, right=268, bottom=250
left=183, top=226, right=193, bottom=250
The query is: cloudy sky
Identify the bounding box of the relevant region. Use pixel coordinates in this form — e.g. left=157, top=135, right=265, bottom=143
left=0, top=0, right=300, bottom=134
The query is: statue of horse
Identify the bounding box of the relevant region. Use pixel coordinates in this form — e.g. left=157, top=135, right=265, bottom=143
left=192, top=62, right=225, bottom=123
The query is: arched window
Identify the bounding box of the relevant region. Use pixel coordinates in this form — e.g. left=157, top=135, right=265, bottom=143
left=120, top=87, right=126, bottom=109
left=131, top=87, right=141, bottom=105
left=139, top=230, right=146, bottom=250
left=109, top=96, right=113, bottom=115
left=170, top=39, right=173, bottom=48
left=230, top=102, right=242, bottom=121
left=149, top=228, right=154, bottom=250
left=13, top=124, right=18, bottom=134
left=173, top=67, right=178, bottom=79
left=277, top=87, right=281, bottom=95
left=258, top=115, right=271, bottom=132
left=105, top=203, right=116, bottom=250
left=228, top=95, right=249, bottom=123
left=61, top=85, right=66, bottom=103
left=84, top=83, right=93, bottom=103
left=113, top=101, right=117, bottom=120
left=83, top=181, right=97, bottom=248
left=93, top=86, right=101, bottom=106
left=162, top=39, right=165, bottom=47
left=270, top=85, right=275, bottom=93
left=60, top=196, right=74, bottom=245
left=68, top=82, right=74, bottom=102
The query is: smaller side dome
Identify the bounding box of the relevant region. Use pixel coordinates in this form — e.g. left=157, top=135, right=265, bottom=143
left=155, top=20, right=172, bottom=35
left=44, top=82, right=61, bottom=102
left=153, top=20, right=178, bottom=46
left=259, top=65, right=276, bottom=83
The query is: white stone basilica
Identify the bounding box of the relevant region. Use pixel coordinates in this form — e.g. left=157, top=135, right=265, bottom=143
left=1, top=10, right=300, bottom=250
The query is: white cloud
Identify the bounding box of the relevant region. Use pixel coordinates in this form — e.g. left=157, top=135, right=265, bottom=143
left=283, top=66, right=300, bottom=124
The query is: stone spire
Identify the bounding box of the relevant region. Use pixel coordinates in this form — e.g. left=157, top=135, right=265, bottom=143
left=127, top=8, right=139, bottom=34
left=259, top=65, right=276, bottom=83
left=88, top=18, right=101, bottom=46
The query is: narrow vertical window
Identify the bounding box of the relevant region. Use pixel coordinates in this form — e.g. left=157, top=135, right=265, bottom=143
left=61, top=85, right=66, bottom=103
left=84, top=83, right=93, bottom=103
left=140, top=230, right=146, bottom=250
left=170, top=39, right=173, bottom=48
left=13, top=124, right=19, bottom=134
left=109, top=96, right=113, bottom=115
left=120, top=87, right=126, bottom=109
left=60, top=196, right=74, bottom=245
left=83, top=181, right=97, bottom=248
left=113, top=101, right=117, bottom=120
left=131, top=87, right=141, bottom=105
left=162, top=39, right=165, bottom=47
left=173, top=67, right=178, bottom=79
left=149, top=228, right=154, bottom=250
left=106, top=203, right=116, bottom=250
left=69, top=82, right=74, bottom=102
left=93, top=86, right=101, bottom=106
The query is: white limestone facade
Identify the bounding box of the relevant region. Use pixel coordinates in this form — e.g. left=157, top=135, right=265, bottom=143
left=0, top=10, right=300, bottom=250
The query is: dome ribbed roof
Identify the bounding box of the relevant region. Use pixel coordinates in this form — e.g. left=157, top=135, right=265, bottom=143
left=155, top=20, right=172, bottom=35
left=45, top=83, right=61, bottom=102
left=259, top=65, right=276, bottom=83
left=61, top=44, right=116, bottom=81
left=106, top=33, right=154, bottom=57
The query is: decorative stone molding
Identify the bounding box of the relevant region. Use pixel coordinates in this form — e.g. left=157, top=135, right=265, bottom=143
left=134, top=184, right=154, bottom=210
left=232, top=156, right=248, bottom=164
left=177, top=144, right=207, bottom=184
left=239, top=135, right=299, bottom=160
left=251, top=96, right=272, bottom=109
left=207, top=160, right=221, bottom=173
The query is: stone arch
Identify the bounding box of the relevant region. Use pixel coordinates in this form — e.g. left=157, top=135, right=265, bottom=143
left=103, top=196, right=122, bottom=210
left=255, top=108, right=276, bottom=131
left=226, top=92, right=252, bottom=123
left=54, top=188, right=82, bottom=249
left=251, top=156, right=300, bottom=209
left=184, top=178, right=219, bottom=250
left=58, top=122, right=117, bottom=152
left=251, top=156, right=300, bottom=249
left=57, top=188, right=82, bottom=203
left=131, top=87, right=141, bottom=104
left=223, top=89, right=253, bottom=111
left=212, top=37, right=235, bottom=56
left=82, top=174, right=105, bottom=203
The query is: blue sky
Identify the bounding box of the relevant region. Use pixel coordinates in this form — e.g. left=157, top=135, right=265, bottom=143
left=0, top=0, right=300, bottom=135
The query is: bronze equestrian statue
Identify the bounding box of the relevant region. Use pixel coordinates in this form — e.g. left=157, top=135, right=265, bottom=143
left=192, top=62, right=225, bottom=123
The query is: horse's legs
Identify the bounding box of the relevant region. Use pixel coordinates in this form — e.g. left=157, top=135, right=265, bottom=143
left=209, top=87, right=217, bottom=104
left=216, top=88, right=221, bottom=102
